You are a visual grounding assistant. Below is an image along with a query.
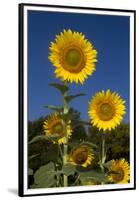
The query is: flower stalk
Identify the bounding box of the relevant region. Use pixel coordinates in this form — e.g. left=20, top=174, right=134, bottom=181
left=99, top=133, right=106, bottom=184
left=101, top=134, right=106, bottom=172
left=62, top=83, right=69, bottom=187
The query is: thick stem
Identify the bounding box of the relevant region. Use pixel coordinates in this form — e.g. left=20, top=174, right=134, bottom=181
left=62, top=85, right=69, bottom=187
left=63, top=138, right=68, bottom=187
left=99, top=133, right=106, bottom=184
left=101, top=135, right=105, bottom=173
left=55, top=164, right=59, bottom=187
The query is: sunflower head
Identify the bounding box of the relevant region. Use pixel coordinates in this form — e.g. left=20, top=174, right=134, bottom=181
left=49, top=29, right=97, bottom=84
left=69, top=145, right=94, bottom=167
left=108, top=158, right=130, bottom=184
left=88, top=90, right=126, bottom=131
left=43, top=113, right=72, bottom=144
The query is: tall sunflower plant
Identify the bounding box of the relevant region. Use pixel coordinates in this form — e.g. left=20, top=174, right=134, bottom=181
left=29, top=29, right=130, bottom=188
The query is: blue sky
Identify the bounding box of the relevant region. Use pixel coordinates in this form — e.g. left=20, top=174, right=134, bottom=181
left=28, top=10, right=130, bottom=122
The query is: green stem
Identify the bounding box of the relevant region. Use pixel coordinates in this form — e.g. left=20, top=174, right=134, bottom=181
left=63, top=137, right=68, bottom=187
left=101, top=135, right=105, bottom=173
left=99, top=133, right=106, bottom=184
left=62, top=83, right=69, bottom=187
left=54, top=163, right=59, bottom=187
left=59, top=145, right=63, bottom=162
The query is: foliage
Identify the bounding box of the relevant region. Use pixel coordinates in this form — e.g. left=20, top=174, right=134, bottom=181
left=88, top=122, right=129, bottom=161
left=27, top=30, right=130, bottom=189
left=28, top=110, right=129, bottom=188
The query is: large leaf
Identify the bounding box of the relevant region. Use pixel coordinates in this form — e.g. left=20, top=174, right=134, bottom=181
left=43, top=105, right=63, bottom=112
left=64, top=93, right=86, bottom=103
left=29, top=135, right=48, bottom=144
left=62, top=163, right=76, bottom=176
left=49, top=83, right=68, bottom=94
left=79, top=170, right=107, bottom=183
left=29, top=134, right=62, bottom=144
left=34, top=162, right=56, bottom=188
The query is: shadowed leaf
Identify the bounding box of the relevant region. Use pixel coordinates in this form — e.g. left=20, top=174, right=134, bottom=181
left=34, top=162, right=56, bottom=188
left=79, top=170, right=107, bottom=183
left=62, top=163, right=76, bottom=176
left=29, top=134, right=62, bottom=144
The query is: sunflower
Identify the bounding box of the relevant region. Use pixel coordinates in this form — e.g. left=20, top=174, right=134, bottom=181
left=88, top=90, right=126, bottom=131
left=49, top=29, right=97, bottom=84
left=43, top=113, right=72, bottom=144
left=69, top=145, right=94, bottom=167
left=108, top=159, right=130, bottom=184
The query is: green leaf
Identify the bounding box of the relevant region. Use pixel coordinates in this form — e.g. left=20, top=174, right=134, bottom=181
left=46, top=134, right=63, bottom=142
left=49, top=83, right=68, bottom=94
left=62, top=163, right=76, bottom=176
left=64, top=93, right=86, bottom=103
left=29, top=154, right=40, bottom=160
left=29, top=134, right=62, bottom=144
left=29, top=135, right=48, bottom=144
left=103, top=160, right=113, bottom=169
left=80, top=141, right=98, bottom=148
left=79, top=170, right=107, bottom=183
left=34, top=162, right=56, bottom=188
left=43, top=105, right=63, bottom=112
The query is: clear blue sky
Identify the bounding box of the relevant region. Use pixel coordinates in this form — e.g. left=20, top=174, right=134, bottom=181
left=28, top=10, right=130, bottom=122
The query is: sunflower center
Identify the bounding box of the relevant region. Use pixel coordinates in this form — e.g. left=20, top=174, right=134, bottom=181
left=98, top=102, right=115, bottom=121
left=63, top=46, right=85, bottom=73
left=111, top=168, right=124, bottom=183
left=66, top=49, right=81, bottom=67
left=72, top=147, right=88, bottom=164
left=52, top=123, right=63, bottom=136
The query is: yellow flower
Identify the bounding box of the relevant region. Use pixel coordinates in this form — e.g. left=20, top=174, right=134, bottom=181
left=108, top=158, right=130, bottom=184
left=88, top=90, right=126, bottom=131
left=43, top=113, right=72, bottom=144
left=69, top=145, right=94, bottom=167
left=49, top=29, right=97, bottom=84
